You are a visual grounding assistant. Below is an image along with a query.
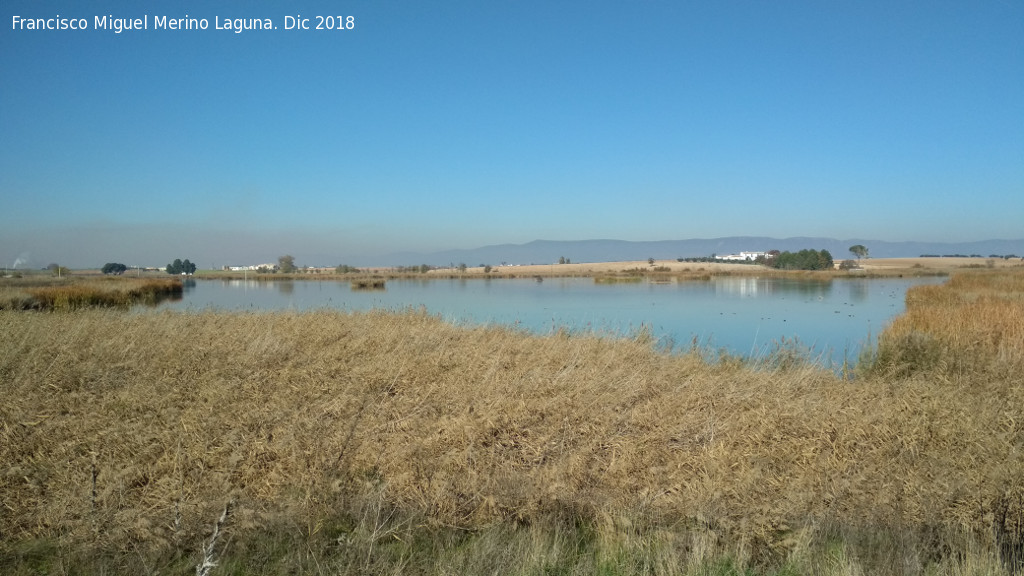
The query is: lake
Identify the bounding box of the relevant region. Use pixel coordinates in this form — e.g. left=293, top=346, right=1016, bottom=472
left=155, top=275, right=943, bottom=367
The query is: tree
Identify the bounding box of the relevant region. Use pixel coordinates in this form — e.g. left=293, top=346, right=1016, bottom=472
left=648, top=257, right=655, bottom=266
left=166, top=258, right=196, bottom=275
left=47, top=263, right=69, bottom=277
left=770, top=249, right=833, bottom=271
left=558, top=256, right=566, bottom=264
left=278, top=255, right=296, bottom=274
left=849, top=245, right=869, bottom=260
left=458, top=263, right=467, bottom=273
left=483, top=264, right=492, bottom=274
left=818, top=249, right=834, bottom=270
left=102, top=262, right=128, bottom=275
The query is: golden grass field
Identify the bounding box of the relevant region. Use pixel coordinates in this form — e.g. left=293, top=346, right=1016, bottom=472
left=0, top=275, right=182, bottom=310
left=10, top=253, right=986, bottom=289
left=450, top=260, right=761, bottom=276
left=1, top=267, right=1022, bottom=574
left=446, top=256, right=1022, bottom=277
left=200, top=256, right=1016, bottom=281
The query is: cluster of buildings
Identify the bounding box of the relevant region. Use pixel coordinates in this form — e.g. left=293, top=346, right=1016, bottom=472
left=714, top=251, right=767, bottom=262
left=223, top=263, right=279, bottom=271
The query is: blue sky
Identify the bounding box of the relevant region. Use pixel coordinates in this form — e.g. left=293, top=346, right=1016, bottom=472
left=2, top=0, right=1022, bottom=268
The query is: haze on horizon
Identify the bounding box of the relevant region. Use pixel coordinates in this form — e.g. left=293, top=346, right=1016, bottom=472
left=2, top=1, right=1022, bottom=269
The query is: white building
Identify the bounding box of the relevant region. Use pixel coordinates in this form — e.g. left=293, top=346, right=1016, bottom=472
left=225, top=263, right=278, bottom=271
left=715, top=251, right=766, bottom=261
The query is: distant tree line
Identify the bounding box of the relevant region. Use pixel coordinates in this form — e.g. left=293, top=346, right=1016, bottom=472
left=394, top=264, right=434, bottom=274
left=676, top=254, right=768, bottom=265
left=920, top=254, right=1021, bottom=259
left=677, top=255, right=728, bottom=264
left=166, top=259, right=196, bottom=275
left=760, top=249, right=834, bottom=271
left=676, top=249, right=834, bottom=271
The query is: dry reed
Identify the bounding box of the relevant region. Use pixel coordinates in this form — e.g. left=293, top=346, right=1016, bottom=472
left=351, top=278, right=387, bottom=290
left=0, top=276, right=182, bottom=310
left=873, top=268, right=1024, bottom=377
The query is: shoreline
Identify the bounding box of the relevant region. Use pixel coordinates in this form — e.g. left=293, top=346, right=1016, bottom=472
left=193, top=256, right=1022, bottom=280
left=5, top=256, right=1020, bottom=283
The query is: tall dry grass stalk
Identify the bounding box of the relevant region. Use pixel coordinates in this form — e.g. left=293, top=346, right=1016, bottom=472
left=873, top=269, right=1024, bottom=378
left=1, top=270, right=1022, bottom=573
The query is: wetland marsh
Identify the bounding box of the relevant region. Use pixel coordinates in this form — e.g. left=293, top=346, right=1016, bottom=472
left=1, top=268, right=1022, bottom=575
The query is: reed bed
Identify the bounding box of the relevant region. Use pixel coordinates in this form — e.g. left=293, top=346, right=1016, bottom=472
left=0, top=276, right=182, bottom=310
left=873, top=268, right=1024, bottom=378
left=1, top=267, right=1022, bottom=574
left=351, top=278, right=387, bottom=290
left=594, top=275, right=645, bottom=284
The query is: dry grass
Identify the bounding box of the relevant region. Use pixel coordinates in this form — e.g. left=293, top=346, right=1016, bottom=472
left=0, top=276, right=182, bottom=310
left=862, top=257, right=1024, bottom=272
left=1, top=269, right=1022, bottom=573
left=0, top=326, right=1020, bottom=571
left=873, top=269, right=1024, bottom=378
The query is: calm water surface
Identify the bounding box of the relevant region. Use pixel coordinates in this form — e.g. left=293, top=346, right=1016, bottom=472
left=157, top=276, right=943, bottom=366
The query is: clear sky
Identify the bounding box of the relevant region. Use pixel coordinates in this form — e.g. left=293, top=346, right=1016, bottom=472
left=2, top=0, right=1022, bottom=268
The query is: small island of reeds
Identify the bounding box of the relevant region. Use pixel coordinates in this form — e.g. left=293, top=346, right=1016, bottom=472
left=350, top=277, right=387, bottom=290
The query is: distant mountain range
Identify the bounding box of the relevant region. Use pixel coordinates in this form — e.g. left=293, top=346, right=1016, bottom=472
left=375, top=237, right=1024, bottom=267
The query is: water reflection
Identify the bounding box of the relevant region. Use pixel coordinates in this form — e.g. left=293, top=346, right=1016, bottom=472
left=157, top=276, right=943, bottom=366
left=137, top=290, right=184, bottom=308
left=776, top=279, right=833, bottom=298
left=712, top=277, right=833, bottom=298
left=222, top=279, right=260, bottom=289
left=713, top=277, right=763, bottom=297
left=848, top=280, right=869, bottom=303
